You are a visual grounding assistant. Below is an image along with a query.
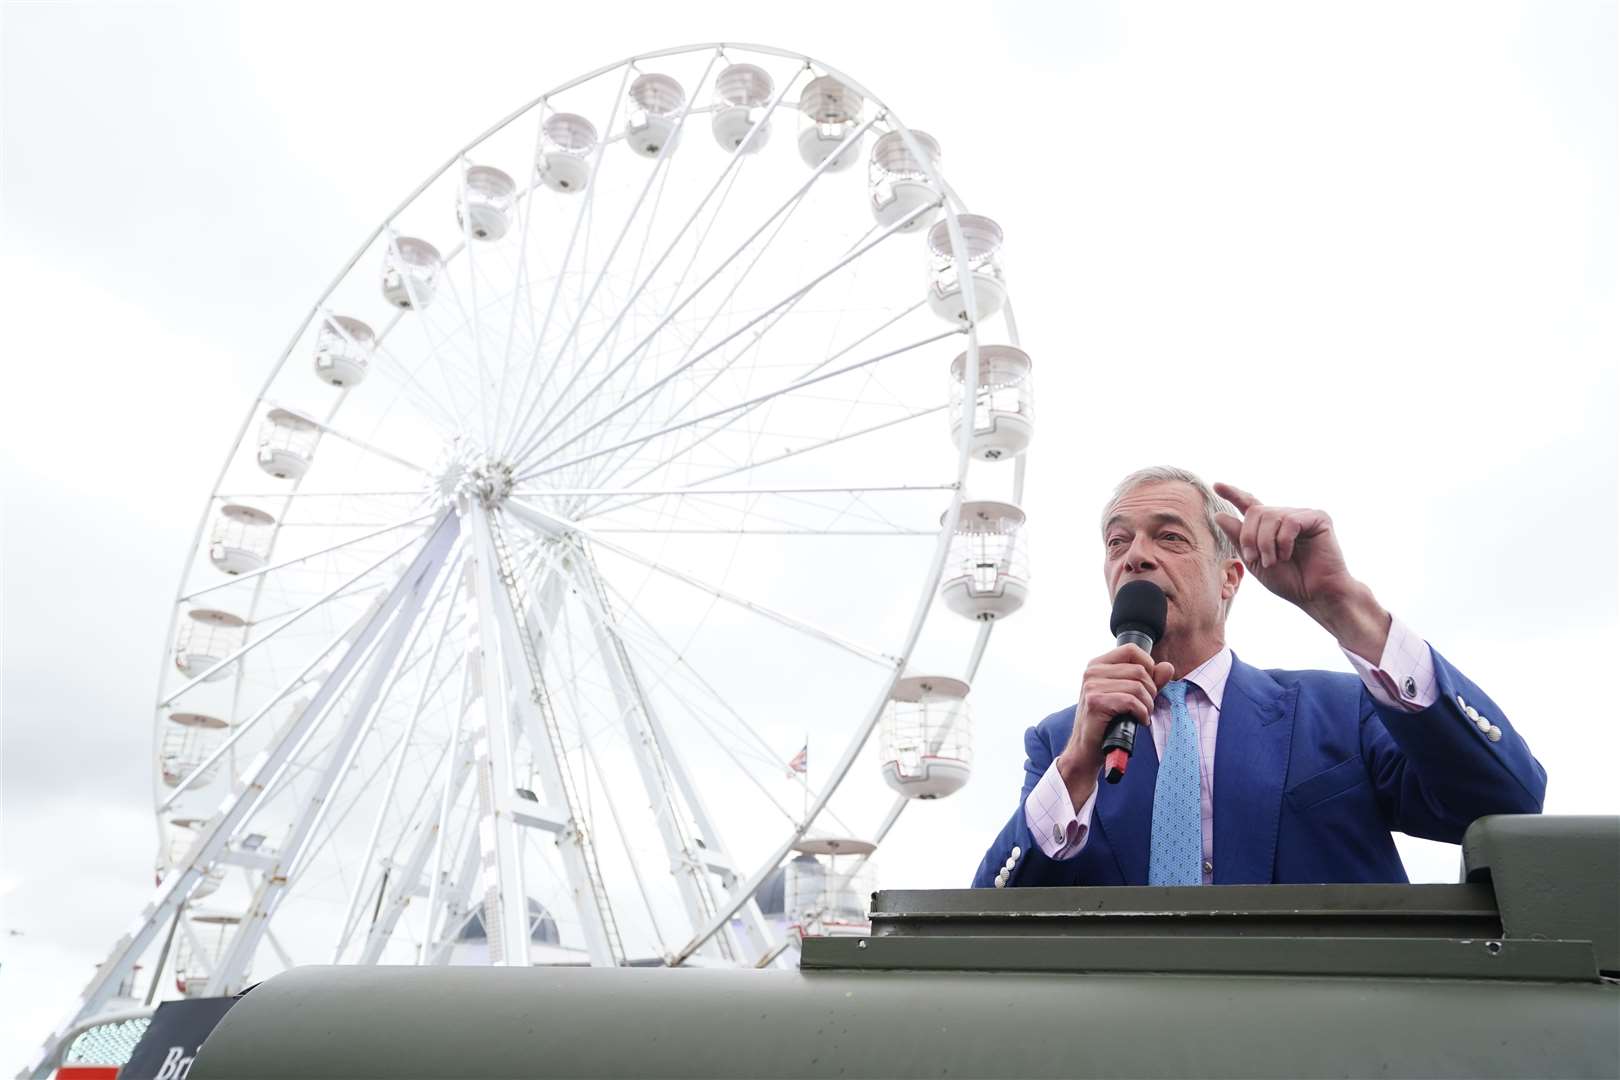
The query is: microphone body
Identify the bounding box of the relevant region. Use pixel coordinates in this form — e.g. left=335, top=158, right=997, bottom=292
left=1100, top=582, right=1167, bottom=784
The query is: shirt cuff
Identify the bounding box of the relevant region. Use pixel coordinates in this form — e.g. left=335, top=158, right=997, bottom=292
left=1024, top=760, right=1099, bottom=860
left=1342, top=613, right=1439, bottom=713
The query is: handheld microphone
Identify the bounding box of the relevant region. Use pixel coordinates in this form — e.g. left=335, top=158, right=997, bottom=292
left=1100, top=580, right=1168, bottom=784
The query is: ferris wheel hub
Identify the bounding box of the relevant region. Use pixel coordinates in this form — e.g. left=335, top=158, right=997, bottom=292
left=434, top=439, right=515, bottom=509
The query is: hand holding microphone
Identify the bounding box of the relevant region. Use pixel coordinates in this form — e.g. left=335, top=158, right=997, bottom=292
left=1054, top=582, right=1175, bottom=806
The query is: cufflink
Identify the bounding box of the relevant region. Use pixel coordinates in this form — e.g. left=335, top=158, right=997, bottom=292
left=1402, top=676, right=1417, bottom=699
left=1052, top=822, right=1065, bottom=845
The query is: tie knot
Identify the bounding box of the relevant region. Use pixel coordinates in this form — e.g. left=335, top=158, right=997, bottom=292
left=1163, top=680, right=1189, bottom=706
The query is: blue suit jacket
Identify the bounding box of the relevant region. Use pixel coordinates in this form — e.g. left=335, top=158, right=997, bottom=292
left=972, top=648, right=1546, bottom=887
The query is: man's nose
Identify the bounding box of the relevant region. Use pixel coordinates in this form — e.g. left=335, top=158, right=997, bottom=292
left=1124, top=538, right=1157, bottom=574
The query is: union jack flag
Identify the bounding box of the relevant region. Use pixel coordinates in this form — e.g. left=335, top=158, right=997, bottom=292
left=786, top=744, right=808, bottom=776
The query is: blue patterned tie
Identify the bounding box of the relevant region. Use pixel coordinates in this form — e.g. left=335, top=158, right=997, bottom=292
left=1148, top=680, right=1202, bottom=886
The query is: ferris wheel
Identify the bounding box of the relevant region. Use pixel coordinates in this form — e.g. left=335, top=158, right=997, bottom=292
left=31, top=41, right=1037, bottom=1074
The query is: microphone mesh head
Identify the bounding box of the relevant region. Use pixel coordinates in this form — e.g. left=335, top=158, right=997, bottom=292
left=1110, top=580, right=1167, bottom=642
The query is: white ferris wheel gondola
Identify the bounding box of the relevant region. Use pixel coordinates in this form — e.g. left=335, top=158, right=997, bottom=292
left=536, top=113, right=598, bottom=193
left=256, top=407, right=321, bottom=479
left=31, top=42, right=1037, bottom=1075
left=880, top=675, right=973, bottom=800
left=711, top=63, right=775, bottom=153
left=798, top=75, right=864, bottom=172
left=949, top=344, right=1034, bottom=462
left=457, top=164, right=519, bottom=241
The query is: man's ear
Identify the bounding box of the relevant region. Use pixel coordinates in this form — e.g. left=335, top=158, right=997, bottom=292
left=1221, top=557, right=1244, bottom=600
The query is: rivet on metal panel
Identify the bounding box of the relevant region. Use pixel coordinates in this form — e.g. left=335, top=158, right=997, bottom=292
left=1486, top=941, right=1503, bottom=955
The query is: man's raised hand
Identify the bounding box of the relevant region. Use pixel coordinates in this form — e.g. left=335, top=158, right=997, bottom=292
left=1213, top=482, right=1391, bottom=662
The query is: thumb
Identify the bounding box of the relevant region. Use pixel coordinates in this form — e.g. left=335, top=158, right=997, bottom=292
left=1153, top=661, right=1176, bottom=689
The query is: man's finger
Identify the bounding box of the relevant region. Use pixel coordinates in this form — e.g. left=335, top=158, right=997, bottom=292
left=1276, top=516, right=1304, bottom=563
left=1256, top=513, right=1283, bottom=568
left=1214, top=511, right=1243, bottom=547
left=1239, top=507, right=1263, bottom=566
left=1153, top=661, right=1176, bottom=689
left=1214, top=482, right=1259, bottom=514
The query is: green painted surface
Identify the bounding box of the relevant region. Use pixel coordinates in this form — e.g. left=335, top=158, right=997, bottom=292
left=189, top=816, right=1620, bottom=1079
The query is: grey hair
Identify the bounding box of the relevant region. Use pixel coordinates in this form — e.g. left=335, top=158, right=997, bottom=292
left=1100, top=466, right=1241, bottom=563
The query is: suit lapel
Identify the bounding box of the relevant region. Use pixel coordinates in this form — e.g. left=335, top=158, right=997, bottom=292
left=1212, top=655, right=1298, bottom=884
left=1094, top=724, right=1158, bottom=885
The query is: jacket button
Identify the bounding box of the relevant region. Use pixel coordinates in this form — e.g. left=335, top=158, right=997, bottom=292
left=1476, top=716, right=1492, bottom=733
left=1487, top=725, right=1502, bottom=743
left=1011, top=846, right=1022, bottom=861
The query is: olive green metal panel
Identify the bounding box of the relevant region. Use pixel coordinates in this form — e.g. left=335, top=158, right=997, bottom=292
left=1463, top=815, right=1620, bottom=975
left=191, top=965, right=1618, bottom=1080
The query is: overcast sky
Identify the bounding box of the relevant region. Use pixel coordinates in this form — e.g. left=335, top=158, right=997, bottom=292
left=3, top=0, right=1616, bottom=1070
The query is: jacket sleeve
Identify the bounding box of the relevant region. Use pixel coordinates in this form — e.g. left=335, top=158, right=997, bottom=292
left=972, top=711, right=1099, bottom=888
left=1360, top=645, right=1546, bottom=844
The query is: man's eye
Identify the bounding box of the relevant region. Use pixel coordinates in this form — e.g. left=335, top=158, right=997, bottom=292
left=1162, top=533, right=1185, bottom=543
left=1107, top=537, right=1126, bottom=548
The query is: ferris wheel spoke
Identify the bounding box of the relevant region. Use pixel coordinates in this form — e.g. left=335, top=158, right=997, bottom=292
left=589, top=572, right=858, bottom=839
left=496, top=69, right=633, bottom=465
left=446, top=232, right=493, bottom=445
left=593, top=309, right=912, bottom=497
left=516, top=327, right=960, bottom=485
left=502, top=50, right=723, bottom=464
left=179, top=512, right=435, bottom=604
left=379, top=234, right=486, bottom=437
left=513, top=199, right=945, bottom=479
left=490, top=101, right=576, bottom=442
left=589, top=404, right=952, bottom=524
left=561, top=163, right=813, bottom=497
left=565, top=485, right=946, bottom=538
left=258, top=400, right=435, bottom=477
left=508, top=105, right=884, bottom=469
left=578, top=305, right=936, bottom=514
left=528, top=64, right=802, bottom=464
left=505, top=498, right=899, bottom=670
left=159, top=528, right=429, bottom=708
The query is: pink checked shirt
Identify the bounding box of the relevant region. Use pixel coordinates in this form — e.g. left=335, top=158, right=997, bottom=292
left=1024, top=616, right=1439, bottom=883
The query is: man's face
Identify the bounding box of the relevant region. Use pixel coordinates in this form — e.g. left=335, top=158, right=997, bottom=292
left=1102, top=481, right=1239, bottom=646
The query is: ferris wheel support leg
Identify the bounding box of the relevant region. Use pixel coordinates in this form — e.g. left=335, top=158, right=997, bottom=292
left=569, top=546, right=730, bottom=963
left=206, top=514, right=458, bottom=995
left=465, top=503, right=539, bottom=965
left=477, top=510, right=626, bottom=966
left=424, top=831, right=485, bottom=966
left=357, top=728, right=478, bottom=964
left=22, top=513, right=459, bottom=1079
left=569, top=544, right=776, bottom=965
left=359, top=560, right=569, bottom=965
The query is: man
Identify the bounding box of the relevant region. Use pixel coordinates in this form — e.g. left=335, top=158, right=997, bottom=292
left=973, top=466, right=1545, bottom=888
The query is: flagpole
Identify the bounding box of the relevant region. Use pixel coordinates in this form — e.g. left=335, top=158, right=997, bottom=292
left=802, top=733, right=809, bottom=827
